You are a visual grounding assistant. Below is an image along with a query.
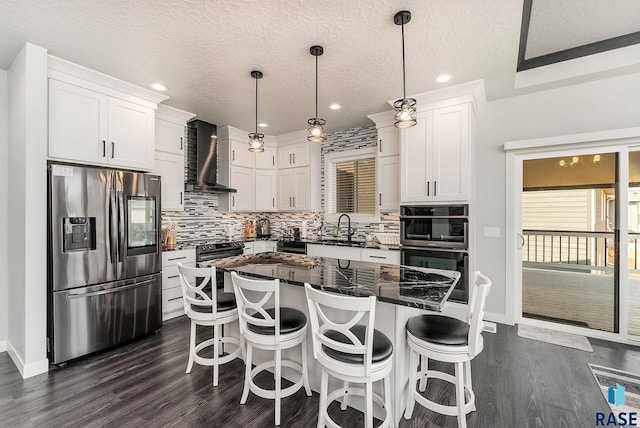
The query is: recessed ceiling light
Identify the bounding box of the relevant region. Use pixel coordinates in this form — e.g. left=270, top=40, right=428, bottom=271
left=258, top=123, right=268, bottom=128
left=151, top=83, right=167, bottom=91
left=435, top=74, right=452, bottom=83
left=329, top=104, right=341, bottom=110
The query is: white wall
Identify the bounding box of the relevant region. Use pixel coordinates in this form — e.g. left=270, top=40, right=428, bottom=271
left=476, top=72, right=640, bottom=321
left=0, top=69, right=7, bottom=352
left=7, top=43, right=49, bottom=377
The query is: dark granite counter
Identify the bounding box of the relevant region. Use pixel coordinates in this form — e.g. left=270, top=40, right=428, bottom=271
left=204, top=252, right=459, bottom=311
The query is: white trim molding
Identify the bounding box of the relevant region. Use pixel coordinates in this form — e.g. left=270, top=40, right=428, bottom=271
left=0, top=340, right=6, bottom=353
left=7, top=342, right=49, bottom=379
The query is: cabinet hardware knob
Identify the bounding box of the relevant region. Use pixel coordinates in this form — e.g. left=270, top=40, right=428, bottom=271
left=272, top=155, right=275, bottom=166
left=180, top=191, right=183, bottom=204
left=111, top=142, right=115, bottom=158
left=180, top=137, right=183, bottom=151
left=102, top=140, right=106, bottom=157
left=434, top=181, right=437, bottom=196
left=272, top=197, right=275, bottom=207
left=289, top=153, right=292, bottom=164
left=379, top=193, right=382, bottom=206
left=232, top=195, right=235, bottom=206
left=426, top=181, right=430, bottom=196
left=293, top=196, right=296, bottom=207
left=293, top=153, right=296, bottom=164
left=379, top=139, right=382, bottom=153
left=232, top=150, right=235, bottom=161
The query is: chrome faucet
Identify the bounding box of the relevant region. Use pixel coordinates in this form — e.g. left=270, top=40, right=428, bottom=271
left=337, top=214, right=355, bottom=243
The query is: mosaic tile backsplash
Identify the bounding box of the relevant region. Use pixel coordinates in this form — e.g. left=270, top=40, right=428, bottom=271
left=162, top=124, right=399, bottom=246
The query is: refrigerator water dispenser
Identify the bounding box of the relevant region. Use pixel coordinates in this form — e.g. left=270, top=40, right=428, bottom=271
left=62, top=217, right=96, bottom=252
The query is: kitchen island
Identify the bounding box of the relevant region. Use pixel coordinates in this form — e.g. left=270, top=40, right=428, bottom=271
left=203, top=252, right=461, bottom=425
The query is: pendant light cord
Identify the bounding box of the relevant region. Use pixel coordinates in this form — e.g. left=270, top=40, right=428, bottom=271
left=255, top=76, right=258, bottom=134
left=401, top=20, right=407, bottom=99
left=315, top=54, right=319, bottom=119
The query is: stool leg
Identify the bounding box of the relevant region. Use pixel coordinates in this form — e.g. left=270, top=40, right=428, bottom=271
left=318, top=370, right=328, bottom=428
left=275, top=348, right=282, bottom=426
left=302, top=338, right=312, bottom=396
left=365, top=381, right=373, bottom=428
left=186, top=321, right=196, bottom=373
left=383, top=374, right=394, bottom=428
left=455, top=362, right=467, bottom=428
left=419, top=355, right=427, bottom=392
left=465, top=360, right=475, bottom=411
left=404, top=348, right=418, bottom=419
left=240, top=343, right=252, bottom=405
left=340, top=381, right=349, bottom=410
left=213, top=324, right=220, bottom=387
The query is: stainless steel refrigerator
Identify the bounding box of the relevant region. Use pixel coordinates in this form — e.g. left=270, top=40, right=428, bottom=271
left=47, top=163, right=162, bottom=364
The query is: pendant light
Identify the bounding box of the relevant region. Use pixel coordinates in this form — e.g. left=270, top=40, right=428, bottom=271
left=307, top=45, right=326, bottom=143
left=248, top=70, right=265, bottom=152
left=393, top=10, right=417, bottom=128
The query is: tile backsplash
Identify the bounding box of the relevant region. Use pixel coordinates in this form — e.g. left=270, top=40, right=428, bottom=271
left=162, top=123, right=399, bottom=246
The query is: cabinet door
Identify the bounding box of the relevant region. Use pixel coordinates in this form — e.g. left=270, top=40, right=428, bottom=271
left=278, top=171, right=294, bottom=210
left=377, top=155, right=399, bottom=211
left=292, top=168, right=310, bottom=210
left=229, top=166, right=255, bottom=211
left=431, top=104, right=469, bottom=201
left=291, top=142, right=309, bottom=166
left=231, top=139, right=255, bottom=168
left=256, top=170, right=277, bottom=211
left=243, top=242, right=254, bottom=255
left=155, top=119, right=184, bottom=155
left=154, top=151, right=184, bottom=211
left=49, top=79, right=108, bottom=164
left=401, top=111, right=432, bottom=203
left=278, top=146, right=294, bottom=169
left=107, top=98, right=155, bottom=171
left=255, top=145, right=277, bottom=169
left=378, top=126, right=400, bottom=157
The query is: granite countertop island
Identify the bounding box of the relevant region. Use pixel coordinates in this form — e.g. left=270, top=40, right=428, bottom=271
left=204, top=252, right=460, bottom=311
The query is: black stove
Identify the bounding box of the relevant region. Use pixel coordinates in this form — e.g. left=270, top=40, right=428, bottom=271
left=196, top=241, right=245, bottom=265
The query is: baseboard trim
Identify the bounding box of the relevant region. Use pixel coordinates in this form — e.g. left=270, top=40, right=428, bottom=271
left=7, top=342, right=49, bottom=379
left=0, top=340, right=6, bottom=353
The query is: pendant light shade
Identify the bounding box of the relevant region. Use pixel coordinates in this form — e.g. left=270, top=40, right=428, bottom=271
left=393, top=11, right=417, bottom=128
left=248, top=70, right=265, bottom=153
left=307, top=45, right=326, bottom=143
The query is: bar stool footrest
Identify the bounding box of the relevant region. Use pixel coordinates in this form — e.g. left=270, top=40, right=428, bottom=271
left=193, top=337, right=242, bottom=366
left=248, top=359, right=305, bottom=400
left=414, top=369, right=475, bottom=416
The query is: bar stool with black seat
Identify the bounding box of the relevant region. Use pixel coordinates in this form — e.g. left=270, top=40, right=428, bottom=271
left=304, top=283, right=394, bottom=428
left=403, top=271, right=492, bottom=428
left=177, top=263, right=242, bottom=387
left=231, top=271, right=311, bottom=426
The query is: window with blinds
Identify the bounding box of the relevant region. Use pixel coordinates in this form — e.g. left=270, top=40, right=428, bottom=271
left=330, top=157, right=376, bottom=214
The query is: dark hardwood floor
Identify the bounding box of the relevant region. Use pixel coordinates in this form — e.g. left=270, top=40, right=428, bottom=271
left=1, top=316, right=638, bottom=427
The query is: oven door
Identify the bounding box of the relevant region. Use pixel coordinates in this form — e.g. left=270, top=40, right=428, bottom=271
left=401, top=246, right=468, bottom=303
left=400, top=206, right=468, bottom=249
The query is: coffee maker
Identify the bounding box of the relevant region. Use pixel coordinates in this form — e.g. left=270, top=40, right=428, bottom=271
left=256, top=218, right=271, bottom=238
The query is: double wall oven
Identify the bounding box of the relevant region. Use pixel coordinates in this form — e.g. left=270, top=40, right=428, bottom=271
left=400, top=205, right=469, bottom=303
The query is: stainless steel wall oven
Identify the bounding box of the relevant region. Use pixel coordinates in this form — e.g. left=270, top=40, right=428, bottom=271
left=400, top=205, right=469, bottom=303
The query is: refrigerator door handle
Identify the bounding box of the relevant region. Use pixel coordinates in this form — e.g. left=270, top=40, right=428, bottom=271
left=65, top=279, right=156, bottom=300
left=108, top=175, right=118, bottom=265
left=117, top=187, right=125, bottom=263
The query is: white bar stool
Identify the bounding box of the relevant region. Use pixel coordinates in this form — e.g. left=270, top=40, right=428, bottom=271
left=404, top=271, right=492, bottom=428
left=304, top=283, right=394, bottom=428
left=177, top=263, right=242, bottom=387
left=231, top=271, right=312, bottom=426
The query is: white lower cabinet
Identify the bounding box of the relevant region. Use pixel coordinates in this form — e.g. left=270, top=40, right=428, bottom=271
left=243, top=242, right=254, bottom=255
left=245, top=240, right=277, bottom=255
left=307, top=244, right=400, bottom=265
left=161, top=249, right=195, bottom=320
left=361, top=248, right=400, bottom=265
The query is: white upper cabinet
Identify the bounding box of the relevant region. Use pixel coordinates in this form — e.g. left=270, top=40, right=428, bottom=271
left=230, top=139, right=255, bottom=168
left=255, top=141, right=277, bottom=169
left=255, top=169, right=277, bottom=211
left=153, top=104, right=195, bottom=212
left=47, top=57, right=167, bottom=171
left=402, top=104, right=470, bottom=203
left=278, top=142, right=309, bottom=169
left=107, top=97, right=155, bottom=170
left=377, top=155, right=399, bottom=211
left=229, top=166, right=255, bottom=211
left=377, top=125, right=400, bottom=157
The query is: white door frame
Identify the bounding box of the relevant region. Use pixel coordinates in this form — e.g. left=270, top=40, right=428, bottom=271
left=505, top=127, right=640, bottom=344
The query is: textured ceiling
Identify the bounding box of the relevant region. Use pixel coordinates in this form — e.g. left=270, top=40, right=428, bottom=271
left=0, top=0, right=637, bottom=135
left=526, top=0, right=640, bottom=58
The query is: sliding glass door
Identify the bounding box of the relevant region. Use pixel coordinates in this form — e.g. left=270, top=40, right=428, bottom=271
left=521, top=151, right=618, bottom=332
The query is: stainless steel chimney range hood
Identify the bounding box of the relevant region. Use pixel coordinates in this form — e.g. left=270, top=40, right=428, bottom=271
left=185, top=119, right=237, bottom=193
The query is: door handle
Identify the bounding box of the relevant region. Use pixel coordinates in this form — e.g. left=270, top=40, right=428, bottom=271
left=180, top=137, right=183, bottom=151
left=111, top=142, right=115, bottom=158
left=272, top=156, right=275, bottom=166
left=272, top=197, right=275, bottom=207
left=379, top=193, right=382, bottom=206
left=180, top=191, right=183, bottom=205
left=289, top=153, right=292, bottom=164
left=426, top=181, right=430, bottom=196
left=66, top=278, right=156, bottom=300
left=232, top=195, right=235, bottom=207
left=517, top=233, right=525, bottom=250
left=434, top=181, right=437, bottom=196
left=232, top=150, right=235, bottom=162
left=293, top=153, right=296, bottom=164
left=102, top=140, right=106, bottom=157
left=379, top=139, right=382, bottom=153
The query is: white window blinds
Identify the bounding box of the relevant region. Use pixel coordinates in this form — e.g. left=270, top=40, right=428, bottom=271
left=330, top=157, right=376, bottom=214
